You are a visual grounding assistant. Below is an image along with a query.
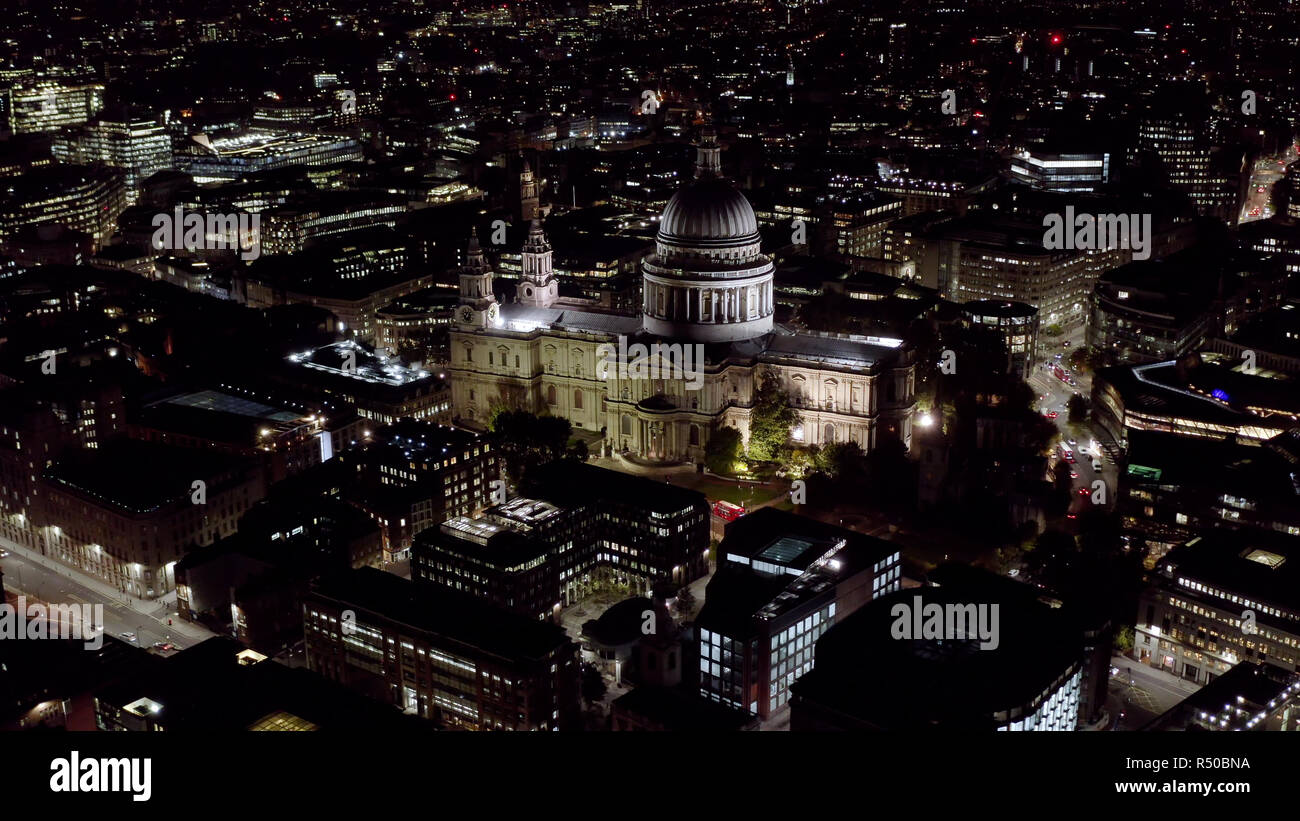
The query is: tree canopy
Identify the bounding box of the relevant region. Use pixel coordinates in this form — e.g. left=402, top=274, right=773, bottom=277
left=748, top=370, right=798, bottom=462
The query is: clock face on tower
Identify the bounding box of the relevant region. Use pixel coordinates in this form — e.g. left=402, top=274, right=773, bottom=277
left=487, top=303, right=499, bottom=323
left=459, top=307, right=475, bottom=324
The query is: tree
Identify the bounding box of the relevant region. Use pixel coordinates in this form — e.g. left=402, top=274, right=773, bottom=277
left=491, top=411, right=572, bottom=482
left=1067, top=394, right=1088, bottom=424
left=780, top=445, right=815, bottom=479
left=675, top=585, right=697, bottom=621
left=1067, top=347, right=1090, bottom=373
left=1114, top=625, right=1135, bottom=655
left=1047, top=460, right=1073, bottom=517
left=747, top=370, right=798, bottom=462
left=1078, top=508, right=1123, bottom=556
left=486, top=384, right=529, bottom=428
left=567, top=438, right=589, bottom=462
left=580, top=662, right=607, bottom=706
left=1024, top=528, right=1077, bottom=587
left=705, top=425, right=743, bottom=474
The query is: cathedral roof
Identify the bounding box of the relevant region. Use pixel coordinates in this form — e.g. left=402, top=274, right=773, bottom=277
left=498, top=303, right=642, bottom=335
left=492, top=304, right=903, bottom=370
left=762, top=332, right=901, bottom=369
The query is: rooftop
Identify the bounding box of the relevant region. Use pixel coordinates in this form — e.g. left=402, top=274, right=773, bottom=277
left=45, top=439, right=251, bottom=514
left=519, top=459, right=707, bottom=516
left=310, top=567, right=572, bottom=662
left=790, top=567, right=1083, bottom=730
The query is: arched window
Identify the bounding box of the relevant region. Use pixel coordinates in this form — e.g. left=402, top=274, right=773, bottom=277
left=689, top=425, right=700, bottom=446
left=824, top=423, right=835, bottom=443
left=464, top=345, right=473, bottom=362
left=488, top=352, right=494, bottom=365
left=620, top=415, right=632, bottom=436
left=546, top=385, right=557, bottom=405
left=574, top=389, right=583, bottom=409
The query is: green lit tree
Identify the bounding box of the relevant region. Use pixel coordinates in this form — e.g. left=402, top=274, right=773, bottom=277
left=705, top=426, right=743, bottom=475
left=747, top=370, right=798, bottom=462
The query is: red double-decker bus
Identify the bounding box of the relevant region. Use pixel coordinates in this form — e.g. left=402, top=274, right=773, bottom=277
left=711, top=500, right=746, bottom=521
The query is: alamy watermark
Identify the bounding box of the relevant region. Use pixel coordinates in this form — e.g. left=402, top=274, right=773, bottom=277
left=890, top=595, right=1000, bottom=650
left=597, top=335, right=705, bottom=390
left=1042, top=206, right=1152, bottom=261
left=151, top=206, right=261, bottom=261
left=0, top=595, right=104, bottom=650
left=50, top=752, right=151, bottom=802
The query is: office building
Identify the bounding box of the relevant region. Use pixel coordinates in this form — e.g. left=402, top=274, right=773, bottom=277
left=95, top=637, right=414, bottom=731
left=174, top=129, right=364, bottom=183
left=961, top=300, right=1039, bottom=377
left=413, top=517, right=556, bottom=620
left=0, top=164, right=127, bottom=249
left=6, top=81, right=104, bottom=135
left=1092, top=355, right=1298, bottom=450
left=695, top=508, right=901, bottom=718
left=1143, top=662, right=1300, bottom=731
left=52, top=112, right=172, bottom=204
left=1119, top=429, right=1300, bottom=563
left=1009, top=148, right=1110, bottom=192
left=1136, top=530, right=1300, bottom=686
left=34, top=439, right=266, bottom=599
left=790, top=566, right=1083, bottom=730
left=304, top=568, right=581, bottom=729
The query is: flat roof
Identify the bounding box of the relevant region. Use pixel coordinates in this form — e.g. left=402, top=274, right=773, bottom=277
left=310, top=567, right=571, bottom=661
left=45, top=439, right=250, bottom=514
left=790, top=570, right=1082, bottom=729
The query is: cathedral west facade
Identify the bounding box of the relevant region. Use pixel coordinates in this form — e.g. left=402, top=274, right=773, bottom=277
left=448, top=133, right=918, bottom=464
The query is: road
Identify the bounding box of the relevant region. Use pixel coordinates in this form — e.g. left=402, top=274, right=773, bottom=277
left=1028, top=343, right=1119, bottom=525
left=1108, top=656, right=1201, bottom=730
left=0, top=534, right=214, bottom=653
left=1239, top=145, right=1297, bottom=224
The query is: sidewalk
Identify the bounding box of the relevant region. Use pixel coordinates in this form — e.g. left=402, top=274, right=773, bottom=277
left=1112, top=654, right=1201, bottom=697
left=0, top=535, right=213, bottom=643
left=590, top=452, right=699, bottom=477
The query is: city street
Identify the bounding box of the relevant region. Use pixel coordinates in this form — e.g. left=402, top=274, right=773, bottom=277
left=1240, top=145, right=1298, bottom=223
left=1027, top=344, right=1118, bottom=522
left=0, top=534, right=214, bottom=652
left=1107, top=655, right=1201, bottom=730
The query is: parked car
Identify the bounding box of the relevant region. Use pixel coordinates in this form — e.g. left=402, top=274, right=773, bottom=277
left=120, top=632, right=137, bottom=642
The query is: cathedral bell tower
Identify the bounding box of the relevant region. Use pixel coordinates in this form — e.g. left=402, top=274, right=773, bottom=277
left=516, top=218, right=558, bottom=308
left=456, top=228, right=500, bottom=329
left=518, top=158, right=540, bottom=222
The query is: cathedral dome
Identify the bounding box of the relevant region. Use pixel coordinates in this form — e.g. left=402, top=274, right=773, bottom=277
left=640, top=131, right=775, bottom=343
left=657, top=177, right=760, bottom=251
